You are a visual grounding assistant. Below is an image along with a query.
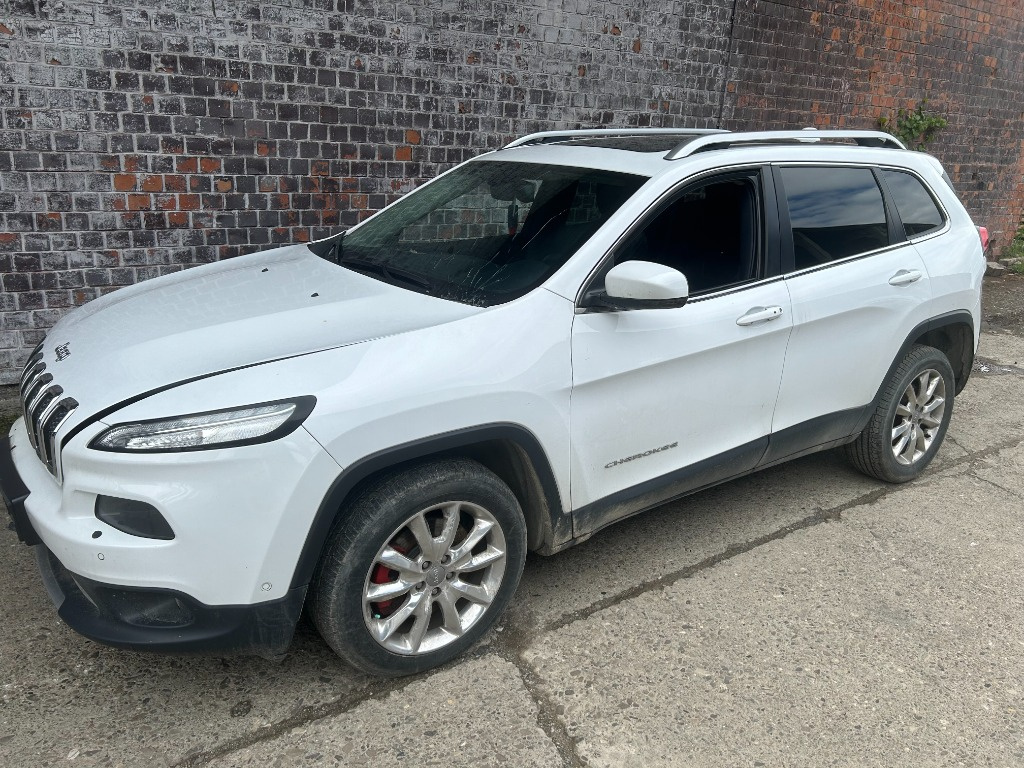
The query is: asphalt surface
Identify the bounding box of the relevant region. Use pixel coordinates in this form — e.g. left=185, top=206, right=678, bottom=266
left=2, top=292, right=1023, bottom=766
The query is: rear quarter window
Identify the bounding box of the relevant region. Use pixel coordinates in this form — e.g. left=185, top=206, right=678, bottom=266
left=879, top=169, right=946, bottom=237
left=780, top=166, right=889, bottom=269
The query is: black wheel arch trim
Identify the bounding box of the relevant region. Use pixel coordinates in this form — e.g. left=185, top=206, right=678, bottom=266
left=289, top=422, right=567, bottom=590
left=855, top=310, right=975, bottom=435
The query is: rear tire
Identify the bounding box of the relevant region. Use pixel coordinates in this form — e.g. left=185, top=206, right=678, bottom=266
left=845, top=344, right=954, bottom=483
left=310, top=459, right=526, bottom=676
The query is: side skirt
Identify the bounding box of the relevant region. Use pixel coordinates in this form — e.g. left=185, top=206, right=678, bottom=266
left=571, top=438, right=767, bottom=541
left=568, top=406, right=870, bottom=547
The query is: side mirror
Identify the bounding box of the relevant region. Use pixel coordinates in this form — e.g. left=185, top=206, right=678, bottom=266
left=582, top=261, right=689, bottom=311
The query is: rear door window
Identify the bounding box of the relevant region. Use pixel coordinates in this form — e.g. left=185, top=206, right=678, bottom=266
left=879, top=169, right=946, bottom=237
left=780, top=167, right=889, bottom=269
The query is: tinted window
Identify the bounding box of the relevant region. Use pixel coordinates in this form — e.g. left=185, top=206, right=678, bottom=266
left=782, top=167, right=889, bottom=269
left=611, top=175, right=761, bottom=295
left=880, top=169, right=945, bottom=237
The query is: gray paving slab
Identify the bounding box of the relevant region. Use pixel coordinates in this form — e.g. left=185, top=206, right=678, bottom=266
left=205, top=657, right=562, bottom=768
left=521, top=467, right=1024, bottom=767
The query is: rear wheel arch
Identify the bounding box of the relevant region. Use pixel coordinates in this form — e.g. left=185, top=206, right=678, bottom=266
left=911, top=317, right=974, bottom=394
left=290, top=424, right=567, bottom=591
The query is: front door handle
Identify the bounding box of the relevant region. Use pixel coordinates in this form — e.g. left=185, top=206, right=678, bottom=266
left=736, top=305, right=784, bottom=326
left=889, top=269, right=923, bottom=286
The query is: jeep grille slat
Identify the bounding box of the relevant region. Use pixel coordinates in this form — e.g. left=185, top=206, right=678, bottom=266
left=18, top=356, right=78, bottom=479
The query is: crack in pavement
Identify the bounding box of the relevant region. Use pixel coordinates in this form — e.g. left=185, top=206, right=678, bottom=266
left=173, top=434, right=1024, bottom=766
left=169, top=674, right=424, bottom=768
left=500, top=646, right=588, bottom=768
left=967, top=469, right=1024, bottom=502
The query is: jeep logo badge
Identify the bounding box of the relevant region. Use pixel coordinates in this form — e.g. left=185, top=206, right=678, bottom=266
left=55, top=342, right=71, bottom=361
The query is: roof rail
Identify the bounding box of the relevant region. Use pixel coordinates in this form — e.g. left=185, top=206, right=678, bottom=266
left=502, top=127, right=729, bottom=150
left=665, top=130, right=906, bottom=160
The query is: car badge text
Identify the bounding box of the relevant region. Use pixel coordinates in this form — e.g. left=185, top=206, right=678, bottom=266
left=55, top=342, right=71, bottom=361
left=605, top=441, right=679, bottom=469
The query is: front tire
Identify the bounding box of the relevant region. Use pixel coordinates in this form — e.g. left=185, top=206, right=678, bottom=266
left=845, top=344, right=955, bottom=483
left=310, top=459, right=527, bottom=676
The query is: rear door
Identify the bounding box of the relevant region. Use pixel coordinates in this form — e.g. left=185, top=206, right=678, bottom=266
left=764, top=164, right=933, bottom=463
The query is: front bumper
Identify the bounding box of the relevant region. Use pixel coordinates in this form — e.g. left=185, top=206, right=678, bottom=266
left=3, top=435, right=305, bottom=658
left=2, top=425, right=334, bottom=658
left=35, top=542, right=305, bottom=659
left=0, top=435, right=40, bottom=546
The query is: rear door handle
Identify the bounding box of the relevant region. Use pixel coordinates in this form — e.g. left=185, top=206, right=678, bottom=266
left=736, top=305, right=784, bottom=326
left=889, top=269, right=923, bottom=286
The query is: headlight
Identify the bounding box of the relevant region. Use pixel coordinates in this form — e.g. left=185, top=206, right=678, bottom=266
left=90, top=397, right=316, bottom=453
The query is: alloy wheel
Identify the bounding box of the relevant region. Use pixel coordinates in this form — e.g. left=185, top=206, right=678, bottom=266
left=891, top=368, right=946, bottom=465
left=362, top=501, right=507, bottom=655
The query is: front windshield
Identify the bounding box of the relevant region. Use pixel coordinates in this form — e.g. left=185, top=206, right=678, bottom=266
left=327, top=160, right=646, bottom=306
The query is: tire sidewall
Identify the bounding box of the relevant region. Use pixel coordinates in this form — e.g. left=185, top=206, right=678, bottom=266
left=313, top=461, right=527, bottom=676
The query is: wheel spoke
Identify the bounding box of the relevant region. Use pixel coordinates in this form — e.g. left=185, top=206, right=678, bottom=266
left=922, top=373, right=941, bottom=403
left=459, top=546, right=505, bottom=573
left=900, top=383, right=916, bottom=408
left=378, top=546, right=421, bottom=579
left=915, top=428, right=929, bottom=455
left=920, top=413, right=941, bottom=428
left=449, top=578, right=492, bottom=605
left=895, top=402, right=913, bottom=418
left=369, top=590, right=423, bottom=643
left=912, top=375, right=927, bottom=406
left=921, top=396, right=944, bottom=415
left=406, top=512, right=437, bottom=559
left=891, top=421, right=912, bottom=441
left=449, top=518, right=495, bottom=568
left=436, top=590, right=464, bottom=636
left=893, top=431, right=911, bottom=458
left=900, top=432, right=918, bottom=462
left=405, top=595, right=433, bottom=652
left=438, top=503, right=461, bottom=552
left=366, top=578, right=414, bottom=603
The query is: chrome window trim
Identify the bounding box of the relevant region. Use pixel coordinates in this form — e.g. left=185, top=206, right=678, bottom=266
left=781, top=241, right=911, bottom=281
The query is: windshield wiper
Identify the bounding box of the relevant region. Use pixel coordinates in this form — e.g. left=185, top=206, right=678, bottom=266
left=338, top=256, right=433, bottom=293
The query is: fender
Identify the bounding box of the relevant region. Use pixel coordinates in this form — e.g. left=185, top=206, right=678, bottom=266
left=854, top=309, right=975, bottom=433
left=289, top=423, right=567, bottom=590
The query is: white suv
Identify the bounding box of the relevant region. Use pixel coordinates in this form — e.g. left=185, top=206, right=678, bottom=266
left=1, top=129, right=985, bottom=675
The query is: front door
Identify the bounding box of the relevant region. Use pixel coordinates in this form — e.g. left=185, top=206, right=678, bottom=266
left=569, top=169, right=792, bottom=536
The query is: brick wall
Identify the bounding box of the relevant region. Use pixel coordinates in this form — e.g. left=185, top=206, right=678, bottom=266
left=1, top=0, right=1022, bottom=384
left=723, top=0, right=1024, bottom=256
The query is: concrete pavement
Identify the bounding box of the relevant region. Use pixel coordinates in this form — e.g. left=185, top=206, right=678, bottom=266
left=1, top=330, right=1022, bottom=767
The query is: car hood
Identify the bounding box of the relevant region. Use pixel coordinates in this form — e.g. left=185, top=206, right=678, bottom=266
left=33, top=245, right=483, bottom=422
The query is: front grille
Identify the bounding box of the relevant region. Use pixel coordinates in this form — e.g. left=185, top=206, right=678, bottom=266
left=20, top=343, right=79, bottom=478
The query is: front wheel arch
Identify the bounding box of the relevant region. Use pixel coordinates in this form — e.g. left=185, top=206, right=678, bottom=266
left=289, top=424, right=567, bottom=592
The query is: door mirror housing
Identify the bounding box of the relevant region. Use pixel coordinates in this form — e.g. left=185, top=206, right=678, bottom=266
left=582, top=261, right=690, bottom=311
